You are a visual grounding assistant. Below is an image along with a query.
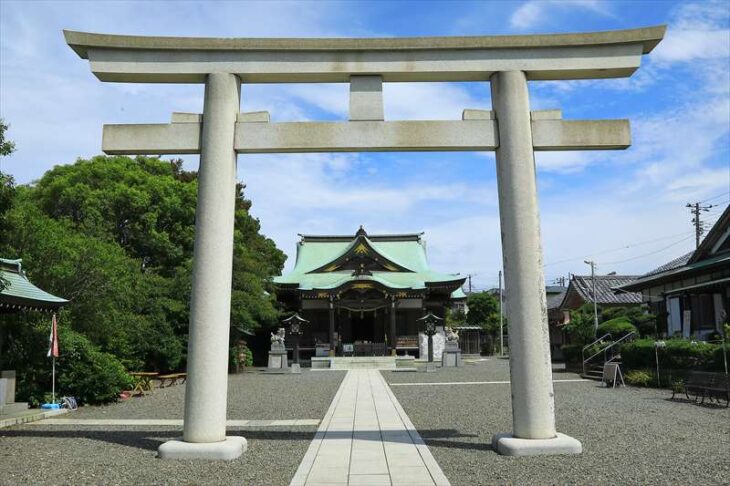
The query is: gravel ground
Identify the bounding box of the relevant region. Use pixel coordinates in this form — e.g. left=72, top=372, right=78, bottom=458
left=74, top=369, right=346, bottom=420
left=385, top=359, right=730, bottom=485
left=0, top=370, right=345, bottom=485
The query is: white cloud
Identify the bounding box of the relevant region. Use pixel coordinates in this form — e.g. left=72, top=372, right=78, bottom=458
left=652, top=30, right=730, bottom=64
left=535, top=151, right=594, bottom=174
left=510, top=0, right=613, bottom=30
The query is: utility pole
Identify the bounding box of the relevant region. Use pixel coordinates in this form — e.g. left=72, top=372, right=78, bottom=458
left=686, top=202, right=713, bottom=248
left=499, top=270, right=504, bottom=356
left=468, top=274, right=473, bottom=294
left=584, top=260, right=598, bottom=335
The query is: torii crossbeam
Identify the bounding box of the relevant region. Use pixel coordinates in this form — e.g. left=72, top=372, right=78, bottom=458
left=65, top=26, right=665, bottom=460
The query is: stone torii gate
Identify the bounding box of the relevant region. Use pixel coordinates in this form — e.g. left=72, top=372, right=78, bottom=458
left=65, top=26, right=664, bottom=460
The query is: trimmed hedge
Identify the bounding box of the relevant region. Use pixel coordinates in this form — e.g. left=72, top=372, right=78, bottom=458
left=597, top=317, right=637, bottom=339
left=621, top=338, right=728, bottom=372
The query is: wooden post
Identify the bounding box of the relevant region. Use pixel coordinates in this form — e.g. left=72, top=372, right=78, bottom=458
left=329, top=297, right=335, bottom=357
left=390, top=297, right=397, bottom=356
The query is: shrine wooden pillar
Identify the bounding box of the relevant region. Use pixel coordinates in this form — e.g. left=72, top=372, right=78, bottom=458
left=328, top=297, right=336, bottom=357
left=390, top=297, right=397, bottom=356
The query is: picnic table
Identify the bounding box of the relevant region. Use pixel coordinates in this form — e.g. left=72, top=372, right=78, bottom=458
left=129, top=372, right=159, bottom=396
left=158, top=373, right=187, bottom=388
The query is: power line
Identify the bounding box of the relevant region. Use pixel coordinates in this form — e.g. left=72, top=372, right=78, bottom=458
left=700, top=191, right=730, bottom=203
left=544, top=229, right=695, bottom=267
left=601, top=234, right=694, bottom=265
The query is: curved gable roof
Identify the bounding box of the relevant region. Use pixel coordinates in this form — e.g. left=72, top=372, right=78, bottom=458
left=274, top=229, right=465, bottom=294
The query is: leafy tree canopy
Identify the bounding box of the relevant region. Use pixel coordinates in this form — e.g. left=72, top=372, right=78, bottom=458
left=0, top=119, right=15, bottom=292
left=1, top=155, right=286, bottom=403
left=466, top=291, right=500, bottom=333
left=0, top=119, right=15, bottom=157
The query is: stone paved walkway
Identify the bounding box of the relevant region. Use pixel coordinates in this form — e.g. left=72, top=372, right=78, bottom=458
left=290, top=370, right=450, bottom=486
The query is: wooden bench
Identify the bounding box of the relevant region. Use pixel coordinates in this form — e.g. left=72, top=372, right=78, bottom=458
left=673, top=371, right=729, bottom=406
left=157, top=373, right=187, bottom=388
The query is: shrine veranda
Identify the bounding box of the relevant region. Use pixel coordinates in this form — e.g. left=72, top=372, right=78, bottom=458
left=63, top=26, right=666, bottom=460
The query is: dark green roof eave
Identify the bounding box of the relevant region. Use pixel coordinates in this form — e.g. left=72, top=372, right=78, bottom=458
left=0, top=295, right=68, bottom=312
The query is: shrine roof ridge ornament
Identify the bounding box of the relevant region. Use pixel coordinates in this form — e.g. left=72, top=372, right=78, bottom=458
left=64, top=26, right=665, bottom=83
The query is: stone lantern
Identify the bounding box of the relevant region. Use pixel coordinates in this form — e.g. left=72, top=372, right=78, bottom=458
left=417, top=312, right=443, bottom=364
left=282, top=313, right=309, bottom=367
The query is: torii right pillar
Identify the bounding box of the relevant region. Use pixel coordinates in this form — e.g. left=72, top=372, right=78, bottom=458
left=491, top=70, right=581, bottom=456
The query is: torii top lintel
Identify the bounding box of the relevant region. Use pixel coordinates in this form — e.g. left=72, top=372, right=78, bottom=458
left=64, top=26, right=665, bottom=84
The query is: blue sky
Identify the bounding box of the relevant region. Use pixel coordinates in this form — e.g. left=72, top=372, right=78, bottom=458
left=1, top=0, right=729, bottom=290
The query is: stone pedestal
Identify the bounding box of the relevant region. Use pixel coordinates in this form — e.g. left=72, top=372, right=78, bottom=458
left=1, top=371, right=16, bottom=403
left=158, top=436, right=248, bottom=460
left=268, top=343, right=288, bottom=370
left=442, top=342, right=462, bottom=367
left=419, top=330, right=445, bottom=361
left=492, top=433, right=582, bottom=457
left=0, top=379, right=7, bottom=411
left=290, top=363, right=301, bottom=374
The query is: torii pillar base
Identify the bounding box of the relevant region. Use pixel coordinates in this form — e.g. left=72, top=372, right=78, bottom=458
left=492, top=433, right=582, bottom=457
left=158, top=437, right=247, bottom=461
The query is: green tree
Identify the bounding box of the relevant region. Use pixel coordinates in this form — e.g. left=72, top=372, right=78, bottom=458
left=445, top=307, right=467, bottom=328
left=0, top=119, right=15, bottom=157
left=563, top=303, right=598, bottom=344
left=2, top=155, right=286, bottom=404
left=466, top=292, right=501, bottom=354
left=601, top=306, right=656, bottom=337
left=0, top=119, right=17, bottom=270
left=28, top=155, right=285, bottom=335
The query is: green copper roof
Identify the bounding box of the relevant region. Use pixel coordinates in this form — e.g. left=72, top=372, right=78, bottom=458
left=0, top=258, right=69, bottom=311
left=274, top=229, right=466, bottom=299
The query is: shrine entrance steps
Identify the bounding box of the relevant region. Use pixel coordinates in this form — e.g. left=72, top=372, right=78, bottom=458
left=311, top=356, right=416, bottom=370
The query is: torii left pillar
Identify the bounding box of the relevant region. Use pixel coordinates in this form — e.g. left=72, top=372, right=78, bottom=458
left=158, top=73, right=247, bottom=460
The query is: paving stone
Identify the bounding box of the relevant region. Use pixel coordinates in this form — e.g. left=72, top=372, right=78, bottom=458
left=290, top=370, right=450, bottom=485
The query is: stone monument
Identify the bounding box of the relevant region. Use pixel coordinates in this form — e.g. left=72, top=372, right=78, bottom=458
left=64, top=25, right=665, bottom=459
left=442, top=327, right=462, bottom=367
left=268, top=327, right=288, bottom=370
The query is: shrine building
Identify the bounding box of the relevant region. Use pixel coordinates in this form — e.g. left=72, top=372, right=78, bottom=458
left=274, top=227, right=466, bottom=357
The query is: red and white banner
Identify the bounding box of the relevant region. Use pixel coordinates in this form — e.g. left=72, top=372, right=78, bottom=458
left=47, top=313, right=59, bottom=358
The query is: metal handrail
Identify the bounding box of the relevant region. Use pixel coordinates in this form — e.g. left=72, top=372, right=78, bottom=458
left=582, top=331, right=637, bottom=374
left=582, top=333, right=611, bottom=375
left=582, top=333, right=612, bottom=356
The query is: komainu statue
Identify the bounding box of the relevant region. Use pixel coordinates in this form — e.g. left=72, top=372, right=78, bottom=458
left=445, top=326, right=459, bottom=343
left=270, top=327, right=286, bottom=345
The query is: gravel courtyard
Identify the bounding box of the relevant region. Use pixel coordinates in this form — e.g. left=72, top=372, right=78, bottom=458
left=0, top=370, right=345, bottom=485
left=1, top=361, right=729, bottom=485
left=386, top=358, right=730, bottom=485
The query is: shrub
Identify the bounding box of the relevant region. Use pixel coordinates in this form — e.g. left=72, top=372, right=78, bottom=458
left=622, top=338, right=727, bottom=372
left=597, top=318, right=637, bottom=339
left=560, top=344, right=582, bottom=363
left=625, top=369, right=654, bottom=387
left=56, top=327, right=132, bottom=405
left=230, top=341, right=254, bottom=372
